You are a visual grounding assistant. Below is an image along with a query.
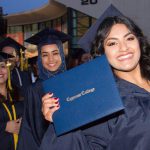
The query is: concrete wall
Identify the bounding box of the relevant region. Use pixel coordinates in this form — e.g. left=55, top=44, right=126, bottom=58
left=0, top=0, right=48, bottom=14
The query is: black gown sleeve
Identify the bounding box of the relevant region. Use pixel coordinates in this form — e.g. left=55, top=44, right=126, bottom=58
left=0, top=104, right=7, bottom=134
left=17, top=82, right=48, bottom=150
left=40, top=124, right=90, bottom=150
left=40, top=116, right=114, bottom=150
left=0, top=122, right=7, bottom=134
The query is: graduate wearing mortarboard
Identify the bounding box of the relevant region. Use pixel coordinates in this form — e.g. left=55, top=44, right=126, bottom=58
left=40, top=5, right=150, bottom=150
left=78, top=4, right=123, bottom=53
left=17, top=28, right=70, bottom=150
left=0, top=37, right=32, bottom=100
left=0, top=52, right=23, bottom=150
left=28, top=56, right=38, bottom=83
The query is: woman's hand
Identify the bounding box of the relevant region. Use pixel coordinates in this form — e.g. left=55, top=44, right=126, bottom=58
left=5, top=118, right=22, bottom=134
left=42, top=93, right=60, bottom=122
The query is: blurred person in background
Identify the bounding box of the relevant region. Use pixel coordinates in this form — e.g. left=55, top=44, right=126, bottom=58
left=0, top=51, right=23, bottom=150
left=0, top=37, right=32, bottom=100
left=28, top=56, right=38, bottom=83
left=67, top=48, right=92, bottom=69
left=77, top=49, right=92, bottom=65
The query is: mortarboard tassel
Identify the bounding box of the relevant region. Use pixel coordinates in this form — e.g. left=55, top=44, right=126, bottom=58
left=20, top=49, right=24, bottom=71
left=24, top=58, right=29, bottom=71
left=7, top=62, right=13, bottom=91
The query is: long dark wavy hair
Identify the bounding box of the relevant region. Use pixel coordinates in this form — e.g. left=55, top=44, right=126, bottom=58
left=91, top=16, right=150, bottom=80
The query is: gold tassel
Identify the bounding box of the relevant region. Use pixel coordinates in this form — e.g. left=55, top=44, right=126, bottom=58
left=20, top=49, right=24, bottom=71
left=7, top=63, right=12, bottom=91
left=24, top=58, right=28, bottom=71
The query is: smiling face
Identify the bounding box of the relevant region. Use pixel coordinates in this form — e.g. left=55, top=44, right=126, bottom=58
left=41, top=44, right=62, bottom=72
left=0, top=62, right=8, bottom=85
left=103, top=23, right=141, bottom=76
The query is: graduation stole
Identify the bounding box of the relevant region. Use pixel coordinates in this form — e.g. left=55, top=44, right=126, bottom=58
left=2, top=93, right=18, bottom=150
left=7, top=65, right=13, bottom=90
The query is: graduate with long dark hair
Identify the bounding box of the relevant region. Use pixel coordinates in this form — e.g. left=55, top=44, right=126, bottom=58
left=40, top=15, right=150, bottom=150
left=0, top=52, right=23, bottom=150
left=17, top=28, right=70, bottom=150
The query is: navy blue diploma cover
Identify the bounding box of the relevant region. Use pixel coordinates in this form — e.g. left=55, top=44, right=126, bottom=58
left=42, top=55, right=124, bottom=135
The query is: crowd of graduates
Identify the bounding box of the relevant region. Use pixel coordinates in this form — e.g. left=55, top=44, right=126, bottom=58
left=1, top=4, right=150, bottom=150
left=0, top=31, right=90, bottom=150
left=0, top=37, right=38, bottom=150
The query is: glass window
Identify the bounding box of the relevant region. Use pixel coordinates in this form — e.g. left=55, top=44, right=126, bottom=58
left=7, top=26, right=22, bottom=33
left=24, top=24, right=32, bottom=32
left=38, top=22, right=46, bottom=31
left=77, top=17, right=90, bottom=28
left=62, top=14, right=67, bottom=33
left=32, top=24, right=38, bottom=32
left=53, top=18, right=62, bottom=31
left=69, top=9, right=94, bottom=48
left=45, top=20, right=52, bottom=28
left=24, top=25, right=31, bottom=38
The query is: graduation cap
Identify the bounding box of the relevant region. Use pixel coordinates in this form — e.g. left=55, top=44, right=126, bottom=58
left=78, top=4, right=124, bottom=52
left=23, top=56, right=38, bottom=71
left=0, top=37, right=26, bottom=55
left=25, top=28, right=71, bottom=47
left=28, top=56, right=38, bottom=65
left=0, top=51, right=14, bottom=62
left=0, top=37, right=26, bottom=71
left=0, top=51, right=15, bottom=90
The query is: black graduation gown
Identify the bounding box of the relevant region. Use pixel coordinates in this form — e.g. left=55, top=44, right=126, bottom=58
left=17, top=80, right=49, bottom=150
left=0, top=100, right=24, bottom=150
left=11, top=67, right=32, bottom=100
left=39, top=78, right=150, bottom=150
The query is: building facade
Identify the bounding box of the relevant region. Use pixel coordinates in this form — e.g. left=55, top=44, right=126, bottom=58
left=1, top=1, right=95, bottom=59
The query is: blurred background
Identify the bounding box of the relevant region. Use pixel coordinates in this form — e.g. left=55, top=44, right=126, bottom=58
left=0, top=0, right=150, bottom=66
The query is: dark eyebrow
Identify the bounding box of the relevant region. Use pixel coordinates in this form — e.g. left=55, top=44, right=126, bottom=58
left=124, top=32, right=133, bottom=38
left=41, top=49, right=59, bottom=54
left=105, top=32, right=133, bottom=43
left=52, top=50, right=59, bottom=53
